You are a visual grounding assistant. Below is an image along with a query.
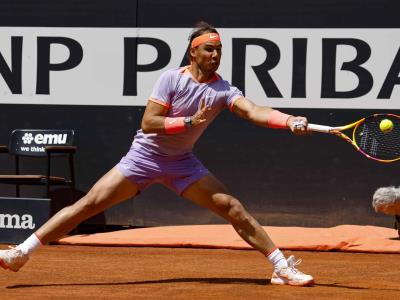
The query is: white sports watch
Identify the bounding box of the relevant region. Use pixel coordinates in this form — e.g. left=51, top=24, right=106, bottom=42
left=184, top=116, right=192, bottom=127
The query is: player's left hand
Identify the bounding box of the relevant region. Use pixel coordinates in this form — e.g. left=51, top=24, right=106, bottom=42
left=287, top=116, right=308, bottom=135
left=191, top=98, right=212, bottom=127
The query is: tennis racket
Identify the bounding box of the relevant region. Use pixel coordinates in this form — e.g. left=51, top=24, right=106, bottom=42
left=306, top=114, right=400, bottom=163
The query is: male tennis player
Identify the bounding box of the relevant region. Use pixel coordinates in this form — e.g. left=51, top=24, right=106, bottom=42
left=0, top=21, right=313, bottom=286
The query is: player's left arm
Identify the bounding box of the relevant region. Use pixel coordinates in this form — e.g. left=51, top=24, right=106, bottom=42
left=231, top=97, right=308, bottom=134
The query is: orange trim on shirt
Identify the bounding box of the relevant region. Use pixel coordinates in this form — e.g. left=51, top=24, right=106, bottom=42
left=229, top=96, right=244, bottom=112
left=148, top=97, right=170, bottom=108
left=181, top=65, right=220, bottom=84
left=179, top=66, right=190, bottom=73
left=209, top=73, right=220, bottom=83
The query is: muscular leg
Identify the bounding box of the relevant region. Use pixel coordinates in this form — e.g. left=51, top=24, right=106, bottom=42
left=0, top=167, right=139, bottom=272
left=36, top=167, right=139, bottom=244
left=181, top=173, right=276, bottom=255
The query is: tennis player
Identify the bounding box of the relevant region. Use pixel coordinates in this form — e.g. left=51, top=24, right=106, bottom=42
left=0, top=21, right=313, bottom=286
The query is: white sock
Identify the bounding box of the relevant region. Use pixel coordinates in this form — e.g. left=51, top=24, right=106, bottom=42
left=16, top=233, right=43, bottom=255
left=267, top=248, right=288, bottom=271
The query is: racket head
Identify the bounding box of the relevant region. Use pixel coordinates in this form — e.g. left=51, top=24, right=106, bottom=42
left=352, top=114, right=400, bottom=163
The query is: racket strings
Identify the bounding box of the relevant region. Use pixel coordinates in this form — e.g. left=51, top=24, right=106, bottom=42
left=354, top=116, right=400, bottom=161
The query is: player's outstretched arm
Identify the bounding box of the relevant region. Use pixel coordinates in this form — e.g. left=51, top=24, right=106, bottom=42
left=231, top=97, right=308, bottom=134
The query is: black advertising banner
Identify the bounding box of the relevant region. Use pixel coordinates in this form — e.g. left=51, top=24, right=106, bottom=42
left=0, top=197, right=51, bottom=244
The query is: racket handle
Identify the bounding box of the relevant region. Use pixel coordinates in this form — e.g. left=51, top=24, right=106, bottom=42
left=307, top=123, right=332, bottom=133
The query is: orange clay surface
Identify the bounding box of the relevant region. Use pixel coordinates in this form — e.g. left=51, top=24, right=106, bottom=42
left=1, top=245, right=399, bottom=300
left=57, top=225, right=400, bottom=253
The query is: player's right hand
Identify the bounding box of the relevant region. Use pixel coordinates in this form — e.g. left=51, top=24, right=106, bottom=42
left=287, top=116, right=309, bottom=135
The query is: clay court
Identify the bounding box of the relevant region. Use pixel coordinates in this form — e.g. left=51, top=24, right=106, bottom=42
left=1, top=225, right=400, bottom=300
left=1, top=246, right=400, bottom=300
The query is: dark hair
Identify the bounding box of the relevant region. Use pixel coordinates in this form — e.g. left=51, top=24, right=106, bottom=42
left=188, top=21, right=219, bottom=44
left=186, top=21, right=219, bottom=61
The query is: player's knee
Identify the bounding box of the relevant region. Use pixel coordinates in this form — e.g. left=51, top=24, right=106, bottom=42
left=226, top=198, right=248, bottom=223
left=211, top=194, right=248, bottom=223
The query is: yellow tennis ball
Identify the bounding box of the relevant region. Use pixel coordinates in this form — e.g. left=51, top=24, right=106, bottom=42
left=379, top=119, right=394, bottom=133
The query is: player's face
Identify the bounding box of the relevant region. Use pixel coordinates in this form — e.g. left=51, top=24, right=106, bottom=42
left=192, top=41, right=222, bottom=72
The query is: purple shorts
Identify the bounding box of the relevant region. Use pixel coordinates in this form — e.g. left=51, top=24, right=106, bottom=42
left=116, top=145, right=210, bottom=195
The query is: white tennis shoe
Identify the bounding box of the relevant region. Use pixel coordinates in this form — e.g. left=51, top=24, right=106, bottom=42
left=0, top=247, right=29, bottom=272
left=270, top=255, right=314, bottom=286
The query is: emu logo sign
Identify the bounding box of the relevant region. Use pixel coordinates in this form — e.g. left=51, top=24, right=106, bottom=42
left=0, top=213, right=35, bottom=229
left=22, top=133, right=67, bottom=145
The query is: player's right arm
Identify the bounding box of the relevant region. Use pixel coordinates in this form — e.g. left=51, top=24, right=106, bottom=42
left=141, top=100, right=169, bottom=134
left=141, top=99, right=211, bottom=134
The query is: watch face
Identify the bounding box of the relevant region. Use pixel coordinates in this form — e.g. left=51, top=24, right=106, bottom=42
left=184, top=117, right=192, bottom=125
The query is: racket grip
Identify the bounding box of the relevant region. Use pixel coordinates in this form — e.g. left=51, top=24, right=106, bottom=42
left=307, top=123, right=332, bottom=133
